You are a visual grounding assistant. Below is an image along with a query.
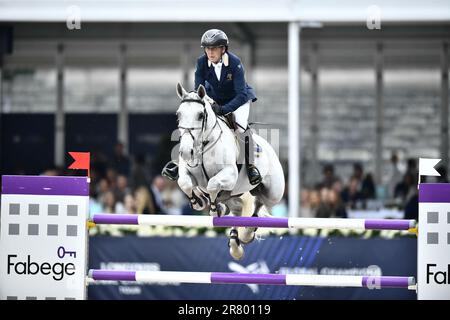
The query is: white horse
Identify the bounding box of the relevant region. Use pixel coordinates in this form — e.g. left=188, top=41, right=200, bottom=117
left=175, top=83, right=285, bottom=260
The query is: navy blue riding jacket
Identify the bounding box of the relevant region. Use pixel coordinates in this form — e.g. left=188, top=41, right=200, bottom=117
left=194, top=51, right=257, bottom=115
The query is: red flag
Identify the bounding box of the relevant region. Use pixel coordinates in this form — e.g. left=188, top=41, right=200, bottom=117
left=68, top=152, right=90, bottom=177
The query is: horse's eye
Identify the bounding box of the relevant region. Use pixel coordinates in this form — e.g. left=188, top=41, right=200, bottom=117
left=197, top=112, right=204, bottom=121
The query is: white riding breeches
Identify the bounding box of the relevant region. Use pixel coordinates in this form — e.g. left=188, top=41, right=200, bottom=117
left=232, top=100, right=251, bottom=133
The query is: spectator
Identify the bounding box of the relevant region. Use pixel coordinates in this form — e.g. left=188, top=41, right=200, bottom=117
left=162, top=180, right=188, bottom=215
left=111, top=142, right=130, bottom=176
left=315, top=188, right=331, bottom=218
left=106, top=168, right=118, bottom=190
left=317, top=164, right=340, bottom=189
left=352, top=162, right=364, bottom=182
left=96, top=178, right=110, bottom=206
left=89, top=182, right=103, bottom=218
left=91, top=148, right=108, bottom=179
left=130, top=154, right=151, bottom=190
left=331, top=180, right=343, bottom=195
left=404, top=191, right=418, bottom=221
left=406, top=158, right=418, bottom=178
left=394, top=172, right=416, bottom=207
left=341, top=177, right=364, bottom=209
left=351, top=163, right=375, bottom=200
left=101, top=190, right=122, bottom=213
left=328, top=189, right=347, bottom=218
left=386, top=152, right=404, bottom=199
left=41, top=168, right=61, bottom=176
left=300, top=189, right=314, bottom=217
left=309, top=189, right=321, bottom=216
left=361, top=173, right=376, bottom=200
left=314, top=187, right=347, bottom=218
left=115, top=174, right=130, bottom=203
left=151, top=175, right=167, bottom=214
left=116, top=193, right=137, bottom=214
left=134, top=186, right=156, bottom=214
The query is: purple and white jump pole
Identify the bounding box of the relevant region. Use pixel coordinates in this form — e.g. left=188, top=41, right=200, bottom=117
left=91, top=214, right=416, bottom=231
left=88, top=270, right=416, bottom=290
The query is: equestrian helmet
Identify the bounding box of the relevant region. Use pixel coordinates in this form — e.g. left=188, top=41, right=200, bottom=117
left=201, top=29, right=229, bottom=48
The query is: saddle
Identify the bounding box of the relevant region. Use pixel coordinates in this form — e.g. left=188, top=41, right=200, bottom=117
left=217, top=111, right=262, bottom=185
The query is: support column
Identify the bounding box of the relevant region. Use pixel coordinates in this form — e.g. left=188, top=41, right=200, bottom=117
left=55, top=43, right=65, bottom=167
left=118, top=44, right=128, bottom=154
left=375, top=43, right=384, bottom=184
left=243, top=43, right=254, bottom=84
left=231, top=23, right=255, bottom=86
left=440, top=42, right=449, bottom=167
left=181, top=42, right=191, bottom=88
left=310, top=42, right=319, bottom=185
left=288, top=22, right=300, bottom=218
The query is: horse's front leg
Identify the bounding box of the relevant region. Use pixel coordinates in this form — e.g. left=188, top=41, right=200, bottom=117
left=207, top=165, right=238, bottom=217
left=207, top=165, right=242, bottom=260
left=177, top=162, right=206, bottom=211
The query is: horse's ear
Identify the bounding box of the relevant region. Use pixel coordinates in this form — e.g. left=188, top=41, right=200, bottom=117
left=176, top=82, right=187, bottom=99
left=197, top=84, right=206, bottom=99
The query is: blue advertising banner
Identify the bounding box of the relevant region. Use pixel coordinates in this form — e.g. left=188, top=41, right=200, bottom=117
left=88, top=236, right=417, bottom=300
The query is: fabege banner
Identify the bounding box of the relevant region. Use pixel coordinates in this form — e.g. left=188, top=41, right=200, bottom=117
left=418, top=183, right=450, bottom=300
left=0, top=175, right=89, bottom=300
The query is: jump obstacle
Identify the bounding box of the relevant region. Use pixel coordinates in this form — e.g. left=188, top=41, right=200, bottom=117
left=88, top=270, right=415, bottom=289
left=1, top=175, right=449, bottom=300
left=87, top=214, right=417, bottom=290
left=91, top=213, right=416, bottom=231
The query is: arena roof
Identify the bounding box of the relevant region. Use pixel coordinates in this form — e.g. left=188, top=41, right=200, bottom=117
left=1, top=0, right=450, bottom=23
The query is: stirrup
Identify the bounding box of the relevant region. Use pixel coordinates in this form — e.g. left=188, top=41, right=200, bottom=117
left=247, top=164, right=262, bottom=185
left=161, top=160, right=179, bottom=181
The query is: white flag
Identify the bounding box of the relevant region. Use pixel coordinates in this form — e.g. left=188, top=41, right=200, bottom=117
left=419, top=158, right=441, bottom=177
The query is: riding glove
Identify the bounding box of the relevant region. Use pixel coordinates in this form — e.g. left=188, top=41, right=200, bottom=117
left=211, top=102, right=225, bottom=116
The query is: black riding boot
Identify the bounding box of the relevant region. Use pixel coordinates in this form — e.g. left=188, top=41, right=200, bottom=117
left=244, top=129, right=262, bottom=186
left=161, top=160, right=179, bottom=181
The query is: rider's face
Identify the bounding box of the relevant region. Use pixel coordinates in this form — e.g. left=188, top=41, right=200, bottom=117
left=204, top=46, right=225, bottom=63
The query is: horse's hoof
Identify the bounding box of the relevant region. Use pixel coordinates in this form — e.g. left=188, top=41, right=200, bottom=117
left=209, top=203, right=229, bottom=217
left=191, top=200, right=206, bottom=211
left=209, top=209, right=219, bottom=217
left=216, top=203, right=230, bottom=217
left=209, top=202, right=218, bottom=217
left=228, top=238, right=244, bottom=260
left=189, top=198, right=200, bottom=211
left=193, top=189, right=209, bottom=211
left=239, top=227, right=256, bottom=245
left=189, top=191, right=209, bottom=211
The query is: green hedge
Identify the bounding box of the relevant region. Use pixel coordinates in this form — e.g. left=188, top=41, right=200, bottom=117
left=89, top=224, right=416, bottom=239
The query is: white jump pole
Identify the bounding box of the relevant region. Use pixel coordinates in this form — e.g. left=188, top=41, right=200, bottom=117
left=88, top=270, right=416, bottom=290
left=91, top=214, right=416, bottom=231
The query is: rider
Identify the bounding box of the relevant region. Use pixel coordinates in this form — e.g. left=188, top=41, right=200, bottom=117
left=163, top=29, right=262, bottom=186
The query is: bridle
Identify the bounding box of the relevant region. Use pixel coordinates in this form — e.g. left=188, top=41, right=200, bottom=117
left=178, top=96, right=224, bottom=179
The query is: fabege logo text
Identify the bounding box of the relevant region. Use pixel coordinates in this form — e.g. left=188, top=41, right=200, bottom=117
left=7, top=246, right=77, bottom=281
left=427, top=264, right=450, bottom=284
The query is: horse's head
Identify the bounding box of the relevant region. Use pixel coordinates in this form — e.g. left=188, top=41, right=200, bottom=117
left=176, top=83, right=212, bottom=163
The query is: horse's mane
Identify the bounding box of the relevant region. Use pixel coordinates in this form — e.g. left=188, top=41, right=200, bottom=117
left=184, top=90, right=213, bottom=106
left=203, top=94, right=214, bottom=106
